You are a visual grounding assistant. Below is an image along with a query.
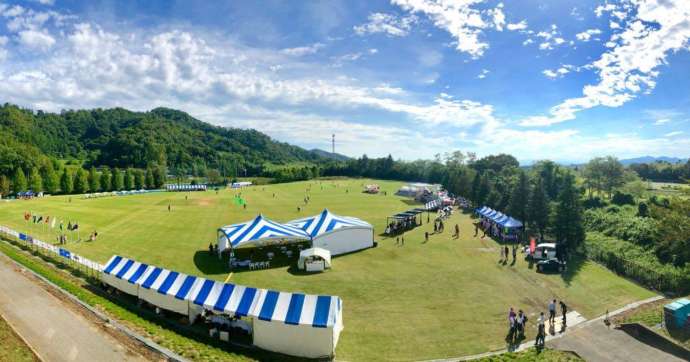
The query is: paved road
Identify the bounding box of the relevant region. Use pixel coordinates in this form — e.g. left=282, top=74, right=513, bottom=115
left=550, top=321, right=685, bottom=362
left=0, top=253, right=148, bottom=362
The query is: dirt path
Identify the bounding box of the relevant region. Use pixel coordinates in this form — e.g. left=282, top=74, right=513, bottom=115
left=0, top=253, right=150, bottom=362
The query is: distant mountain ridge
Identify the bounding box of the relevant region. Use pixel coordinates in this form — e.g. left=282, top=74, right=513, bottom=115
left=0, top=104, right=330, bottom=176
left=619, top=156, right=688, bottom=165
left=310, top=149, right=351, bottom=161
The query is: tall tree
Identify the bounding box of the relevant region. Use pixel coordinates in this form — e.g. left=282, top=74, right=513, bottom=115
left=124, top=168, right=134, bottom=190
left=145, top=167, right=155, bottom=189
left=73, top=168, right=89, bottom=194
left=88, top=167, right=100, bottom=192
left=153, top=164, right=166, bottom=188
left=134, top=169, right=145, bottom=189
left=553, top=174, right=585, bottom=251
left=508, top=171, right=530, bottom=223
left=28, top=167, right=42, bottom=192
left=477, top=174, right=491, bottom=206
left=113, top=168, right=124, bottom=191
left=42, top=163, right=59, bottom=194
left=100, top=168, right=112, bottom=192
left=470, top=172, right=482, bottom=204
left=12, top=168, right=27, bottom=194
left=60, top=168, right=73, bottom=194
left=0, top=175, right=10, bottom=197
left=529, top=177, right=549, bottom=239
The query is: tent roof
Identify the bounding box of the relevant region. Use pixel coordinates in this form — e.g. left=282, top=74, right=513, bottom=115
left=500, top=217, right=523, bottom=228
left=406, top=209, right=424, bottom=215
left=287, top=209, right=372, bottom=238
left=218, top=215, right=310, bottom=248
left=103, top=255, right=341, bottom=328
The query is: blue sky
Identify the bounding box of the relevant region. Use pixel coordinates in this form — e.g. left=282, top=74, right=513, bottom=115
left=0, top=0, right=689, bottom=163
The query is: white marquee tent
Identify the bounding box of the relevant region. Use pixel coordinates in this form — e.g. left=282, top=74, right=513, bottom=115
left=102, top=255, right=343, bottom=358
left=288, top=209, right=374, bottom=256
left=298, top=247, right=332, bottom=270
left=217, top=215, right=311, bottom=253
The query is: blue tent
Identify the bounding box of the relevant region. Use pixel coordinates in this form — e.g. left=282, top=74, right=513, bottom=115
left=218, top=215, right=310, bottom=251
left=475, top=206, right=489, bottom=215
left=493, top=213, right=509, bottom=224
left=287, top=209, right=371, bottom=238
left=103, top=255, right=341, bottom=327
left=500, top=217, right=523, bottom=228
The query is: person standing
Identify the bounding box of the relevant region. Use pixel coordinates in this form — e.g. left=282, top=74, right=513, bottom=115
left=474, top=222, right=479, bottom=237
left=548, top=299, right=557, bottom=325
left=516, top=310, right=527, bottom=338
left=512, top=245, right=517, bottom=264
left=560, top=301, right=568, bottom=326
left=454, top=224, right=460, bottom=239
left=535, top=312, right=546, bottom=347
left=433, top=222, right=438, bottom=233
left=168, top=204, right=171, bottom=212
left=504, top=246, right=509, bottom=263
left=424, top=231, right=429, bottom=243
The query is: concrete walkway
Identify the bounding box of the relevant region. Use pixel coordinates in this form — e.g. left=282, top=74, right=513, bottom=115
left=550, top=321, right=686, bottom=362
left=0, top=253, right=148, bottom=362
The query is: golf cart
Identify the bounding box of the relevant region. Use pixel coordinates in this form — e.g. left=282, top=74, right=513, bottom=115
left=531, top=243, right=557, bottom=261
left=536, top=258, right=566, bottom=273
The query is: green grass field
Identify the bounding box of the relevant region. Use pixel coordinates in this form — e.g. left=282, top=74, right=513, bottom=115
left=0, top=179, right=656, bottom=361
left=0, top=315, right=38, bottom=362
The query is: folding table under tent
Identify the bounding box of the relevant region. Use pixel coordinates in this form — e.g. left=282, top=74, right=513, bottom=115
left=288, top=209, right=374, bottom=256
left=102, top=255, right=344, bottom=359
left=217, top=215, right=311, bottom=254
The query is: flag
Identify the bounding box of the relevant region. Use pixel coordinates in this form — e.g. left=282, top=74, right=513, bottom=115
left=72, top=223, right=79, bottom=231
left=32, top=215, right=37, bottom=223
left=36, top=216, right=43, bottom=223
left=51, top=218, right=56, bottom=229
left=59, top=221, right=64, bottom=231
left=67, top=221, right=72, bottom=231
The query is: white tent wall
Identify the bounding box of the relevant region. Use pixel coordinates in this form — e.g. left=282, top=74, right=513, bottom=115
left=217, top=231, right=229, bottom=253
left=313, top=227, right=374, bottom=256
left=137, top=287, right=190, bottom=315
left=253, top=319, right=336, bottom=359
left=101, top=273, right=139, bottom=296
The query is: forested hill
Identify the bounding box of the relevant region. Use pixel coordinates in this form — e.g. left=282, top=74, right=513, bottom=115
left=0, top=104, right=325, bottom=176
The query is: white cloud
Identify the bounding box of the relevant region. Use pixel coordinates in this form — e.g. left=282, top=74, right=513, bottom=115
left=665, top=131, right=683, bottom=137
left=506, top=20, right=527, bottom=31
left=520, top=0, right=690, bottom=127
left=488, top=3, right=505, bottom=31
left=575, top=28, right=602, bottom=42
left=392, top=0, right=495, bottom=58
left=368, top=48, right=378, bottom=54
left=353, top=12, right=418, bottom=37
left=595, top=3, right=617, bottom=17
left=654, top=118, right=670, bottom=125
left=542, top=69, right=558, bottom=79
left=522, top=38, right=533, bottom=45
left=281, top=43, right=324, bottom=56
left=17, top=29, right=55, bottom=50
left=477, top=68, right=489, bottom=79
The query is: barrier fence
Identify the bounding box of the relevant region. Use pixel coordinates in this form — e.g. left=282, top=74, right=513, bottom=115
left=0, top=225, right=103, bottom=274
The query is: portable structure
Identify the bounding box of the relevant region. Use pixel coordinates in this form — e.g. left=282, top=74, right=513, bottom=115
left=298, top=247, right=332, bottom=270
left=166, top=184, right=207, bottom=191
left=101, top=255, right=343, bottom=358
left=217, top=215, right=311, bottom=253
left=288, top=209, right=374, bottom=256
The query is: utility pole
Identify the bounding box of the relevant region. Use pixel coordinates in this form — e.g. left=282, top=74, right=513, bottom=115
left=332, top=134, right=335, bottom=155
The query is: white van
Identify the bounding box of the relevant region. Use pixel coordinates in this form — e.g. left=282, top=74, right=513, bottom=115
left=532, top=243, right=557, bottom=261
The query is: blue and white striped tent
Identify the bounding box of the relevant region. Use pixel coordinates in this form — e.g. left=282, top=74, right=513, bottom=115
left=425, top=199, right=441, bottom=210
left=102, top=255, right=342, bottom=328
left=287, top=209, right=371, bottom=238
left=217, top=215, right=310, bottom=252
left=287, top=209, right=374, bottom=256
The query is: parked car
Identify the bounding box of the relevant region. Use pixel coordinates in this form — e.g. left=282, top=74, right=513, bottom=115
left=536, top=259, right=566, bottom=273
left=532, top=243, right=557, bottom=261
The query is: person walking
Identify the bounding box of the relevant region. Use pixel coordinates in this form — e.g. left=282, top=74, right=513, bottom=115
left=424, top=231, right=429, bottom=243
left=516, top=310, right=527, bottom=338
left=507, top=307, right=517, bottom=342
left=433, top=222, right=438, bottom=233
left=535, top=312, right=546, bottom=347
left=512, top=244, right=517, bottom=264
left=454, top=224, right=460, bottom=239
left=474, top=222, right=479, bottom=237
left=168, top=204, right=171, bottom=212
left=504, top=246, right=509, bottom=264
left=548, top=299, right=557, bottom=325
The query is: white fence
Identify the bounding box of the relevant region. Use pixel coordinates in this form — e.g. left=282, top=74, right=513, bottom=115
left=0, top=225, right=104, bottom=272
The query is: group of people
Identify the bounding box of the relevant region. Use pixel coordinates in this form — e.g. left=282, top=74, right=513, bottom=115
left=499, top=244, right=518, bottom=265
left=385, top=217, right=417, bottom=235
left=506, top=299, right=568, bottom=349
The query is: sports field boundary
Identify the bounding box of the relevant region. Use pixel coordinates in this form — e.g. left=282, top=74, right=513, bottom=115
left=0, top=238, right=187, bottom=362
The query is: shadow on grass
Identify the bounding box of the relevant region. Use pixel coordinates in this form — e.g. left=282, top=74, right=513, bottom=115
left=560, top=254, right=586, bottom=286
left=193, top=250, right=228, bottom=276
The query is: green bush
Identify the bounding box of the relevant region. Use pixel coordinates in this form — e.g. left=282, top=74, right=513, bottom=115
left=583, top=196, right=607, bottom=209
left=585, top=233, right=690, bottom=294
left=584, top=209, right=659, bottom=246
left=611, top=191, right=635, bottom=206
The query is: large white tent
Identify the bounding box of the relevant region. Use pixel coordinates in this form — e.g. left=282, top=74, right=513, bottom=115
left=288, top=209, right=374, bottom=256
left=217, top=215, right=311, bottom=253
left=102, top=255, right=343, bottom=359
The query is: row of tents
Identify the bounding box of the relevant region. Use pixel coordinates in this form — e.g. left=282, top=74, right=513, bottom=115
left=166, top=184, right=208, bottom=192
left=474, top=206, right=524, bottom=229
left=217, top=209, right=374, bottom=257
left=102, top=255, right=342, bottom=358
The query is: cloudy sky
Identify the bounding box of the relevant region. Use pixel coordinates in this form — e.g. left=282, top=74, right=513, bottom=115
left=1, top=0, right=689, bottom=163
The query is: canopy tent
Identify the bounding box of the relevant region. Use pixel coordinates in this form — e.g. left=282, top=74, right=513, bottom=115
left=425, top=199, right=441, bottom=210
left=102, top=255, right=343, bottom=358
left=297, top=247, right=332, bottom=270
left=217, top=215, right=310, bottom=253
left=475, top=206, right=489, bottom=215
left=288, top=209, right=374, bottom=256
left=499, top=217, right=523, bottom=228
left=492, top=212, right=509, bottom=224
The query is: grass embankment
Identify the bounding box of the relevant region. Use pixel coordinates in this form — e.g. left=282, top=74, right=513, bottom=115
left=0, top=179, right=657, bottom=360
left=613, top=296, right=690, bottom=351
left=0, top=314, right=38, bottom=362
left=473, top=347, right=583, bottom=361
